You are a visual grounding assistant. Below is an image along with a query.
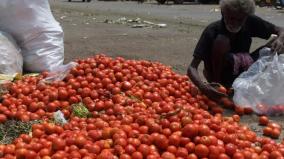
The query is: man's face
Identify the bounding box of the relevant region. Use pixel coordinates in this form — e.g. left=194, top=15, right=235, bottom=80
left=222, top=8, right=248, bottom=33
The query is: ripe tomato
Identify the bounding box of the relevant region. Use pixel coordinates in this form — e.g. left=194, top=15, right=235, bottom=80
left=161, top=152, right=176, bottom=159
left=182, top=124, right=198, bottom=138
left=52, top=138, right=66, bottom=151
left=218, top=86, right=227, bottom=94
left=132, top=151, right=143, bottom=159
left=0, top=114, right=7, bottom=123
left=176, top=147, right=188, bottom=158
left=195, top=144, right=209, bottom=158
left=270, top=128, right=281, bottom=139
left=225, top=143, right=237, bottom=156
left=74, top=135, right=87, bottom=148
left=259, top=116, right=269, bottom=126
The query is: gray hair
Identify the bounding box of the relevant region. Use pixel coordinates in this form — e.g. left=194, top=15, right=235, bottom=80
left=220, top=0, right=255, bottom=15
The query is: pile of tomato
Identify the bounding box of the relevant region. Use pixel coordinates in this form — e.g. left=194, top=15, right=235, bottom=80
left=0, top=54, right=283, bottom=159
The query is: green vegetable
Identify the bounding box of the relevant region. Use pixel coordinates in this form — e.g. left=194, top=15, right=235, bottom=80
left=72, top=102, right=91, bottom=118
left=0, top=120, right=41, bottom=144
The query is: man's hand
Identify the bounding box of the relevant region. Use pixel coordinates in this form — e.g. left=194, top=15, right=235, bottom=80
left=271, top=34, right=284, bottom=54
left=200, top=83, right=227, bottom=102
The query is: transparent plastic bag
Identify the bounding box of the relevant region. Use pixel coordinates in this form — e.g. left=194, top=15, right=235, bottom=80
left=40, top=62, right=78, bottom=84
left=0, top=0, right=64, bottom=72
left=53, top=110, right=67, bottom=125
left=0, top=31, right=23, bottom=75
left=233, top=47, right=284, bottom=115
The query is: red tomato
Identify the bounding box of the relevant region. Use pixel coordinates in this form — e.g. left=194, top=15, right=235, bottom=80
left=161, top=152, right=176, bottom=159
left=0, top=114, right=7, bottom=123
left=225, top=143, right=237, bottom=156
left=182, top=124, right=198, bottom=138
left=132, top=151, right=143, bottom=159
left=195, top=144, right=209, bottom=158
left=52, top=138, right=66, bottom=151
left=259, top=116, right=269, bottom=126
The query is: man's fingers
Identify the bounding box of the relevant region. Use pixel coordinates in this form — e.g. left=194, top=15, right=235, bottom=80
left=267, top=38, right=277, bottom=47
left=277, top=44, right=284, bottom=54
left=275, top=43, right=283, bottom=53
left=212, top=89, right=227, bottom=98
left=271, top=41, right=277, bottom=52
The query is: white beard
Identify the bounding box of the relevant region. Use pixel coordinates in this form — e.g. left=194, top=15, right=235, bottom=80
left=225, top=24, right=242, bottom=33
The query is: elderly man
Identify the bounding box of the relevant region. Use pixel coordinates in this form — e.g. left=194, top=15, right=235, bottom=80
left=187, top=0, right=284, bottom=101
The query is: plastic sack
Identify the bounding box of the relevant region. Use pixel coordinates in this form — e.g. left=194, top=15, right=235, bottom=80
left=0, top=31, right=23, bottom=75
left=0, top=0, right=64, bottom=72
left=40, top=62, right=78, bottom=84
left=232, top=47, right=284, bottom=115
left=53, top=110, right=67, bottom=125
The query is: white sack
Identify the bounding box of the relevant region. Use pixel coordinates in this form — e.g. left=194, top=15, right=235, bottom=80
left=0, top=0, right=64, bottom=72
left=0, top=31, right=23, bottom=75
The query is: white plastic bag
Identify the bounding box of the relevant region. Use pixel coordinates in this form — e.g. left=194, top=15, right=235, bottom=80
left=0, top=31, right=23, bottom=75
left=53, top=110, right=68, bottom=125
left=0, top=0, right=64, bottom=72
left=40, top=62, right=78, bottom=84
left=233, top=48, right=284, bottom=115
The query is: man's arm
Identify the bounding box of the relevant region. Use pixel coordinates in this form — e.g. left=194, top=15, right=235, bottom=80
left=250, top=15, right=284, bottom=53
left=187, top=58, right=206, bottom=90
left=187, top=57, right=227, bottom=101
left=271, top=26, right=284, bottom=53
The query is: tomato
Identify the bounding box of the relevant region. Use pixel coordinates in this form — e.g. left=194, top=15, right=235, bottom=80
left=270, top=128, right=281, bottom=139
left=19, top=114, right=30, bottom=122
left=182, top=124, right=198, bottom=138
left=25, top=150, right=37, bottom=158
left=120, top=154, right=132, bottom=159
left=15, top=148, right=27, bottom=159
left=0, top=114, right=7, bottom=123
left=137, top=144, right=150, bottom=157
left=176, top=147, right=188, bottom=158
left=268, top=122, right=281, bottom=129
left=190, top=86, right=199, bottom=97
left=218, top=153, right=230, bottom=159
left=225, top=143, right=237, bottom=156
left=259, top=116, right=269, bottom=126
left=46, top=102, right=58, bottom=112
left=195, top=144, right=209, bottom=158
left=52, top=138, right=66, bottom=151
left=181, top=116, right=192, bottom=126
left=169, top=122, right=181, bottom=132
left=75, top=135, right=87, bottom=148
left=221, top=98, right=234, bottom=109
left=187, top=153, right=198, bottom=159
left=39, top=148, right=51, bottom=157
left=263, top=127, right=273, bottom=136
left=84, top=143, right=101, bottom=154
left=217, top=86, right=227, bottom=94
left=125, top=144, right=136, bottom=154
left=132, top=151, right=143, bottom=159
left=270, top=151, right=283, bottom=159
left=233, top=152, right=245, bottom=159
left=115, top=138, right=127, bottom=147
left=168, top=134, right=181, bottom=147
left=122, top=81, right=132, bottom=90
left=154, top=135, right=168, bottom=150
left=167, top=145, right=177, bottom=154
left=234, top=106, right=245, bottom=115
left=161, top=152, right=175, bottom=159
left=70, top=151, right=82, bottom=158
left=198, top=125, right=210, bottom=136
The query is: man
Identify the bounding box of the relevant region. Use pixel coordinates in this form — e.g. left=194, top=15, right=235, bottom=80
left=187, top=0, right=284, bottom=101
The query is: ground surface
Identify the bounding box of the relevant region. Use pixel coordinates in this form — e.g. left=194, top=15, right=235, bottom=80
left=50, top=0, right=284, bottom=139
